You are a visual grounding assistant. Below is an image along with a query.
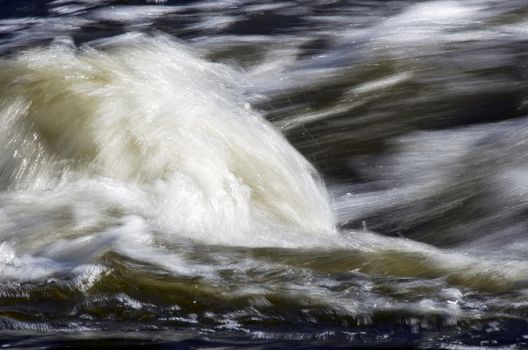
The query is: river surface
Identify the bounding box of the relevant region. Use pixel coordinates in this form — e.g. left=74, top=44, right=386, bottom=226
left=1, top=0, right=528, bottom=348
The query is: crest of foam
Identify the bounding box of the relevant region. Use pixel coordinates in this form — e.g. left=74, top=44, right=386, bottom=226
left=0, top=33, right=335, bottom=246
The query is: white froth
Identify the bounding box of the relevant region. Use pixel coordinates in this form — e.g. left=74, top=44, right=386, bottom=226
left=0, top=242, right=65, bottom=280
left=89, top=6, right=180, bottom=23
left=0, top=33, right=335, bottom=242
left=0, top=34, right=337, bottom=283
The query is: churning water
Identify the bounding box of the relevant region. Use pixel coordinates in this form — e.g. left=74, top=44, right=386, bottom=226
left=1, top=0, right=528, bottom=348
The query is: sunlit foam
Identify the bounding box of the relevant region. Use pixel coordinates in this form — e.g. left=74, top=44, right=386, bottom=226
left=0, top=33, right=335, bottom=249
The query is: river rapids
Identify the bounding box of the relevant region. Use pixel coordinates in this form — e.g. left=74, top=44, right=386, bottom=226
left=1, top=0, right=528, bottom=349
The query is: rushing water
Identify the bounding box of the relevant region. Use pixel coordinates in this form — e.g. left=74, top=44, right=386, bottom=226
left=1, top=0, right=528, bottom=348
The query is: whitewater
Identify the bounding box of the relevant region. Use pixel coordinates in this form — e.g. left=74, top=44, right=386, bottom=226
left=2, top=0, right=528, bottom=348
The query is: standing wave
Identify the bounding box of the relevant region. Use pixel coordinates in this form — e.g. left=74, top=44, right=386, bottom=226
left=0, top=33, right=335, bottom=250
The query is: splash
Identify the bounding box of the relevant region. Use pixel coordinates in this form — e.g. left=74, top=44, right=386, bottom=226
left=0, top=33, right=335, bottom=253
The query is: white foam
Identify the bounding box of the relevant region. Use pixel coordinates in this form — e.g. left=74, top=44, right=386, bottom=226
left=0, top=33, right=336, bottom=282
left=0, top=242, right=65, bottom=281
left=390, top=299, right=461, bottom=325
left=377, top=1, right=483, bottom=45
left=89, top=5, right=180, bottom=23
left=72, top=264, right=109, bottom=291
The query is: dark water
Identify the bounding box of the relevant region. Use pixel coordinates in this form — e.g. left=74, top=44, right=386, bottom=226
left=2, top=0, right=528, bottom=349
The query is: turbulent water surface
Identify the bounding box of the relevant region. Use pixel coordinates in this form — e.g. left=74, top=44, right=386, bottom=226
left=1, top=0, right=528, bottom=348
